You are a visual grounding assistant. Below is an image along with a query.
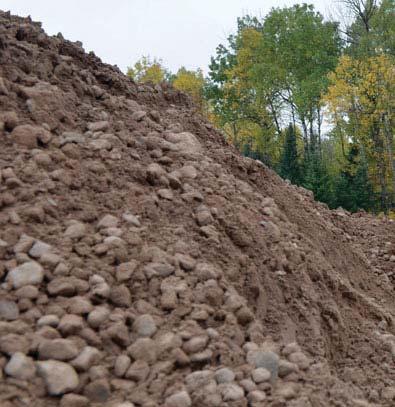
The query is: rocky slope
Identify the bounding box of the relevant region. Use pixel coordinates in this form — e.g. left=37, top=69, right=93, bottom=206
left=0, top=10, right=395, bottom=407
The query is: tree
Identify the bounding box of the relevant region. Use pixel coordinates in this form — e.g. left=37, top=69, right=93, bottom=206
left=279, top=124, right=301, bottom=184
left=173, top=67, right=206, bottom=111
left=127, top=56, right=170, bottom=84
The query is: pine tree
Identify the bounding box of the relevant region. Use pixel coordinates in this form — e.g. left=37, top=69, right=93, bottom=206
left=279, top=124, right=300, bottom=185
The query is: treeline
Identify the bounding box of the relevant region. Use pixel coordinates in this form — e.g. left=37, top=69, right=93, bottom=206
left=128, top=0, right=395, bottom=213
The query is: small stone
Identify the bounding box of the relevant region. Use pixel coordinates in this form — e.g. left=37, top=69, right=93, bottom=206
left=116, top=260, right=138, bottom=282
left=64, top=222, right=86, bottom=239
left=128, top=338, right=157, bottom=364
left=36, top=360, right=79, bottom=395
left=215, top=367, right=235, bottom=384
left=114, top=355, right=131, bottom=377
left=29, top=240, right=52, bottom=258
left=132, top=111, right=146, bottom=121
left=7, top=261, right=44, bottom=288
left=83, top=379, right=111, bottom=402
left=38, top=339, right=79, bottom=361
left=88, top=307, right=110, bottom=328
left=60, top=394, right=90, bottom=407
left=282, top=342, right=301, bottom=356
left=277, top=383, right=298, bottom=399
left=247, top=350, right=279, bottom=380
left=132, top=314, right=157, bottom=337
left=0, top=300, right=19, bottom=320
left=37, top=314, right=60, bottom=328
left=278, top=360, right=298, bottom=377
left=220, top=383, right=244, bottom=401
left=175, top=254, right=196, bottom=271
left=5, top=352, right=36, bottom=380
left=88, top=121, right=109, bottom=132
left=97, top=214, right=118, bottom=229
left=288, top=352, right=311, bottom=370
left=122, top=213, right=141, bottom=227
left=14, top=234, right=35, bottom=253
left=182, top=335, right=208, bottom=354
left=47, top=277, right=76, bottom=296
left=248, top=390, right=266, bottom=402
left=251, top=367, right=271, bottom=383
left=71, top=346, right=101, bottom=371
left=125, top=360, right=150, bottom=382
left=165, top=391, right=192, bottom=407
left=157, top=188, right=173, bottom=200
left=0, top=334, right=30, bottom=355
left=110, top=285, right=131, bottom=307
left=58, top=314, right=84, bottom=336
left=15, top=285, right=39, bottom=299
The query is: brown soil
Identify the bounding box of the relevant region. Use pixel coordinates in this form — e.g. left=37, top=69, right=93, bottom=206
left=0, top=10, right=394, bottom=407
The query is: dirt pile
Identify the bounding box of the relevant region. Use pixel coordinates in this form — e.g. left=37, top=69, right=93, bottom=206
left=0, top=10, right=395, bottom=407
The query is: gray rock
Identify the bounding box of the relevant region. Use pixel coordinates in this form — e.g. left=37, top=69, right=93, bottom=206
left=5, top=352, right=36, bottom=380
left=0, top=300, right=19, bottom=320
left=127, top=338, right=157, bottom=363
left=97, top=214, right=118, bottom=229
left=7, top=261, right=44, bottom=288
left=132, top=314, right=157, bottom=337
left=183, top=335, right=208, bottom=354
left=36, top=360, right=79, bottom=395
left=247, top=350, right=279, bottom=380
left=125, top=360, right=150, bottom=381
left=64, top=222, right=86, bottom=239
left=219, top=383, right=245, bottom=401
left=60, top=393, right=90, bottom=407
left=88, top=307, right=110, bottom=328
left=37, top=314, right=60, bottom=328
left=114, top=354, right=131, bottom=377
left=71, top=346, right=101, bottom=371
left=215, top=367, right=235, bottom=384
left=122, top=213, right=141, bottom=227
left=29, top=240, right=52, bottom=258
left=248, top=390, right=266, bottom=402
left=251, top=367, right=271, bottom=383
left=83, top=378, right=111, bottom=402
left=165, top=391, right=192, bottom=407
left=88, top=121, right=109, bottom=132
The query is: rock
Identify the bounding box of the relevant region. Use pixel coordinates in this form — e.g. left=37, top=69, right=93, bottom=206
left=0, top=334, right=30, bottom=355
left=58, top=314, right=84, bottom=335
left=114, top=354, right=131, bottom=377
left=278, top=360, right=299, bottom=377
left=110, top=285, right=132, bottom=307
left=277, top=383, right=298, bottom=400
left=122, top=213, right=141, bottom=227
left=0, top=300, right=19, bottom=320
left=125, top=360, right=150, bottom=381
left=83, top=379, right=111, bottom=402
left=97, top=214, right=118, bottom=229
left=132, top=314, right=157, bottom=337
left=116, top=260, right=138, bottom=282
left=247, top=350, right=279, bottom=380
left=37, top=314, right=60, bottom=327
left=36, top=360, right=79, bottom=395
left=15, top=285, right=39, bottom=299
left=88, top=306, right=110, bottom=328
left=144, top=262, right=175, bottom=278
left=185, top=370, right=214, bottom=392
left=128, top=338, right=157, bottom=364
left=29, top=240, right=52, bottom=258
left=248, top=390, right=266, bottom=402
left=2, top=111, right=18, bottom=131
left=90, top=274, right=110, bottom=300
left=7, top=261, right=44, bottom=288
left=175, top=254, right=196, bottom=271
left=60, top=394, right=90, bottom=407
left=47, top=277, right=76, bottom=296
left=14, top=234, right=35, bottom=253
left=182, top=335, right=208, bottom=354
left=288, top=352, right=311, bottom=370
left=132, top=111, right=146, bottom=121
left=64, top=222, right=86, bottom=239
left=215, top=367, right=235, bottom=383
left=157, top=188, right=173, bottom=200
left=219, top=383, right=245, bottom=401
left=71, top=346, right=101, bottom=371
left=251, top=367, right=271, bottom=383
left=165, top=391, right=192, bottom=407
left=88, top=121, right=109, bottom=132
left=5, top=352, right=36, bottom=380
left=282, top=342, right=301, bottom=356
left=11, top=125, right=51, bottom=149
left=38, top=339, right=79, bottom=361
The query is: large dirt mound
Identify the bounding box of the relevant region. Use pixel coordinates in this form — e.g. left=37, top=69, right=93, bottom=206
left=0, top=11, right=395, bottom=407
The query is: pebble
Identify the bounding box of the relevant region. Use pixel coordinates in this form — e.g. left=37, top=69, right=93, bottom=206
left=165, top=391, right=192, bottom=407
left=83, top=378, right=111, bottom=402
left=88, top=306, right=110, bottom=328
left=60, top=394, right=90, bottom=407
left=38, top=339, right=79, bottom=361
left=71, top=346, right=101, bottom=371
left=251, top=367, right=271, bottom=383
left=247, top=350, right=279, bottom=380
left=28, top=240, right=52, bottom=258
left=0, top=300, right=19, bottom=320
left=132, top=314, right=157, bottom=337
left=114, top=355, right=131, bottom=377
left=36, top=360, right=79, bottom=395
left=5, top=352, right=36, bottom=380
left=58, top=314, right=84, bottom=335
left=219, top=383, right=245, bottom=401
left=7, top=261, right=44, bottom=288
left=215, top=367, right=235, bottom=383
left=37, top=314, right=60, bottom=327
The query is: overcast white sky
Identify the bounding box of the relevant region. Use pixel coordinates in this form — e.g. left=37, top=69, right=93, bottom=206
left=0, top=0, right=334, bottom=74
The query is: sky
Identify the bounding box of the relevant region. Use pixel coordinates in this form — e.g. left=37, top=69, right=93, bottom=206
left=0, top=0, right=334, bottom=74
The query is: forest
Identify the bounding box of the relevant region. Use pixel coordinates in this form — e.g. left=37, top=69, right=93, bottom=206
left=127, top=0, right=395, bottom=214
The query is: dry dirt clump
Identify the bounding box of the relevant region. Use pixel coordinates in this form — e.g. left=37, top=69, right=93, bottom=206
left=0, top=10, right=395, bottom=407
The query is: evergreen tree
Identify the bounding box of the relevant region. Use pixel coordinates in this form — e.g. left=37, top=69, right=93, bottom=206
left=279, top=124, right=300, bottom=184
left=334, top=145, right=374, bottom=212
